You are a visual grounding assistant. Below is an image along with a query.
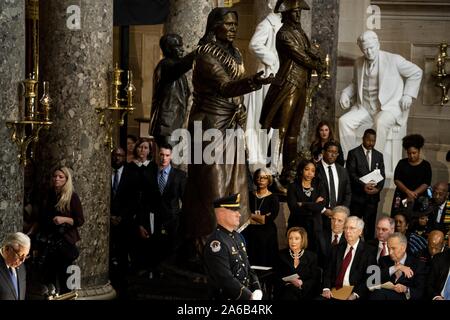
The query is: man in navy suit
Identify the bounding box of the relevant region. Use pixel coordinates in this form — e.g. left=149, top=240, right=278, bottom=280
left=371, top=232, right=427, bottom=300
left=138, top=142, right=187, bottom=271
left=316, top=141, right=352, bottom=232
left=427, top=236, right=450, bottom=300
left=346, top=129, right=385, bottom=239
left=0, top=232, right=30, bottom=300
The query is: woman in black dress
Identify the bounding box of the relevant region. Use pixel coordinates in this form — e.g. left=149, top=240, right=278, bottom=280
left=392, top=134, right=432, bottom=213
left=309, top=121, right=344, bottom=166
left=287, top=159, right=326, bottom=249
left=274, top=227, right=319, bottom=300
left=242, top=168, right=279, bottom=267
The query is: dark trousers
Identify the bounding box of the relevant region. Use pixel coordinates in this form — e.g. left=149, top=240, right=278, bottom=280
left=350, top=200, right=378, bottom=240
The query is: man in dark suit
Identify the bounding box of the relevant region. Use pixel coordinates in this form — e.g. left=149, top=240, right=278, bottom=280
left=367, top=216, right=394, bottom=263
left=426, top=236, right=450, bottom=300
left=316, top=141, right=352, bottom=231
left=371, top=232, right=427, bottom=300
left=322, top=216, right=376, bottom=300
left=0, top=232, right=30, bottom=300
left=317, top=206, right=348, bottom=269
left=138, top=142, right=187, bottom=270
left=428, top=181, right=450, bottom=235
left=346, top=129, right=385, bottom=239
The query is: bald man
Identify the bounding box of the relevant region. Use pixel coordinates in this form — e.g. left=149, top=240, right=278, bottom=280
left=429, top=181, right=450, bottom=234
left=339, top=30, right=423, bottom=159
left=426, top=233, right=450, bottom=300
left=428, top=230, right=445, bottom=258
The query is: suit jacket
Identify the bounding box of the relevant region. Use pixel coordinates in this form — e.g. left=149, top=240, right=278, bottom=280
left=378, top=254, right=427, bottom=300
left=426, top=249, right=450, bottom=299
left=275, top=249, right=319, bottom=299
left=316, top=162, right=352, bottom=208
left=346, top=145, right=385, bottom=204
left=317, top=230, right=347, bottom=269
left=140, top=162, right=187, bottom=232
left=323, top=240, right=376, bottom=298
left=342, top=50, right=422, bottom=126
left=428, top=202, right=449, bottom=233
left=0, top=255, right=26, bottom=300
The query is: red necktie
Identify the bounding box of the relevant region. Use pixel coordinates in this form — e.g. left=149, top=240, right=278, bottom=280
left=332, top=234, right=339, bottom=246
left=379, top=242, right=387, bottom=258
left=335, top=246, right=353, bottom=289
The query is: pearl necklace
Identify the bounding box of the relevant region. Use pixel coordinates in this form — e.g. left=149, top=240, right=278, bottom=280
left=289, top=249, right=304, bottom=259
left=255, top=189, right=270, bottom=199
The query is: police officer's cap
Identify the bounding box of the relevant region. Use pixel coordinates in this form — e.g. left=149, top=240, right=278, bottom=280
left=213, top=193, right=241, bottom=210
left=274, top=0, right=310, bottom=13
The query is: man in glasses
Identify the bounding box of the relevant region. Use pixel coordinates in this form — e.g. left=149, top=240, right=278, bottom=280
left=0, top=232, right=31, bottom=300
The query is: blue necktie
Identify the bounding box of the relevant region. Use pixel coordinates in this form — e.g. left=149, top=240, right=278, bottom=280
left=158, top=170, right=166, bottom=194
left=444, top=273, right=450, bottom=300
left=9, top=267, right=19, bottom=298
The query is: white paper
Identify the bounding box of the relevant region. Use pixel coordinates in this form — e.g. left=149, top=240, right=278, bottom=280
left=282, top=274, right=299, bottom=282
left=251, top=265, right=272, bottom=271
left=237, top=219, right=251, bottom=233
left=359, top=169, right=384, bottom=184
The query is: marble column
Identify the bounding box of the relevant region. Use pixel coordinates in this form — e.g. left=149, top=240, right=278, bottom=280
left=38, top=0, right=114, bottom=299
left=309, top=0, right=340, bottom=147
left=0, top=0, right=25, bottom=233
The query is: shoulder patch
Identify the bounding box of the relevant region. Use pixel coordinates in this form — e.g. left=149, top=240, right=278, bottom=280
left=210, top=240, right=221, bottom=253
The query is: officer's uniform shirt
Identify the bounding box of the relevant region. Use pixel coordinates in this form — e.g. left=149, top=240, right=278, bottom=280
left=204, top=225, right=261, bottom=300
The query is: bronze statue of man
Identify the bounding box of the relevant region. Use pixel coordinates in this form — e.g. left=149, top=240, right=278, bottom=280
left=149, top=34, right=196, bottom=146
left=260, top=0, right=323, bottom=186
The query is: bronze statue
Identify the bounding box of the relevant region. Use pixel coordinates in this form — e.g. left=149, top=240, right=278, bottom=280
left=259, top=0, right=324, bottom=186
left=182, top=8, right=274, bottom=241
left=149, top=34, right=196, bottom=146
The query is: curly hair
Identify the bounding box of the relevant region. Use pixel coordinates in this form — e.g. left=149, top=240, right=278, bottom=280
left=402, top=134, right=425, bottom=150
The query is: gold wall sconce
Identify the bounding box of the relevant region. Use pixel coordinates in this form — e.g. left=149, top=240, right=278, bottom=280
left=96, top=64, right=136, bottom=150
left=6, top=74, right=52, bottom=166
left=434, top=42, right=450, bottom=106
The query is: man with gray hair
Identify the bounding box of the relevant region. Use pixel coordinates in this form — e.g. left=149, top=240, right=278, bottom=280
left=371, top=232, right=427, bottom=300
left=322, top=216, right=376, bottom=300
left=338, top=30, right=423, bottom=160
left=367, top=215, right=395, bottom=262
left=317, top=206, right=349, bottom=269
left=0, top=232, right=31, bottom=300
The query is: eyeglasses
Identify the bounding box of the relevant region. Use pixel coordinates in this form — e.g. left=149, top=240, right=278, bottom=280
left=8, top=246, right=30, bottom=262
left=256, top=176, right=269, bottom=180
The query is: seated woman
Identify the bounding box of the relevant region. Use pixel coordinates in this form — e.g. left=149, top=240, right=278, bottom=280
left=242, top=168, right=279, bottom=268
left=38, top=166, right=84, bottom=294
left=392, top=134, right=432, bottom=214
left=287, top=159, right=326, bottom=249
left=309, top=121, right=344, bottom=166
left=274, top=227, right=319, bottom=300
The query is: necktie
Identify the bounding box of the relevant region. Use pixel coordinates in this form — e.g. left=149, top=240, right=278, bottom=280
left=443, top=273, right=450, bottom=300
left=112, top=170, right=119, bottom=195
left=332, top=234, right=339, bottom=246
left=366, top=150, right=371, bottom=169
left=9, top=267, right=19, bottom=299
left=335, top=246, right=353, bottom=289
left=158, top=170, right=166, bottom=194
left=379, top=242, right=387, bottom=258
left=328, top=166, right=337, bottom=208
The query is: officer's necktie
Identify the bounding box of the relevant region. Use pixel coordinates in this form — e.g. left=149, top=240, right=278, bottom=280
left=9, top=267, right=19, bottom=298
left=328, top=166, right=337, bottom=208
left=158, top=170, right=166, bottom=194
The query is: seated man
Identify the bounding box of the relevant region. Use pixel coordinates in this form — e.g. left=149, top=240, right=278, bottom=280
left=203, top=193, right=263, bottom=300
left=321, top=216, right=376, bottom=300
left=370, top=233, right=427, bottom=300
left=367, top=216, right=395, bottom=263
left=429, top=181, right=450, bottom=235
left=338, top=30, right=422, bottom=160
left=426, top=235, right=450, bottom=300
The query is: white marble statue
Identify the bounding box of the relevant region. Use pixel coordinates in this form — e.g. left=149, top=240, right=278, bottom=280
left=243, top=0, right=282, bottom=174
left=339, top=31, right=423, bottom=173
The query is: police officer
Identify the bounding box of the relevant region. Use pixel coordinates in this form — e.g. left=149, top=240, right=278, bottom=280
left=204, top=193, right=263, bottom=300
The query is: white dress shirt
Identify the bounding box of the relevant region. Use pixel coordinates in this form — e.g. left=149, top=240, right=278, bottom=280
left=343, top=239, right=360, bottom=287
